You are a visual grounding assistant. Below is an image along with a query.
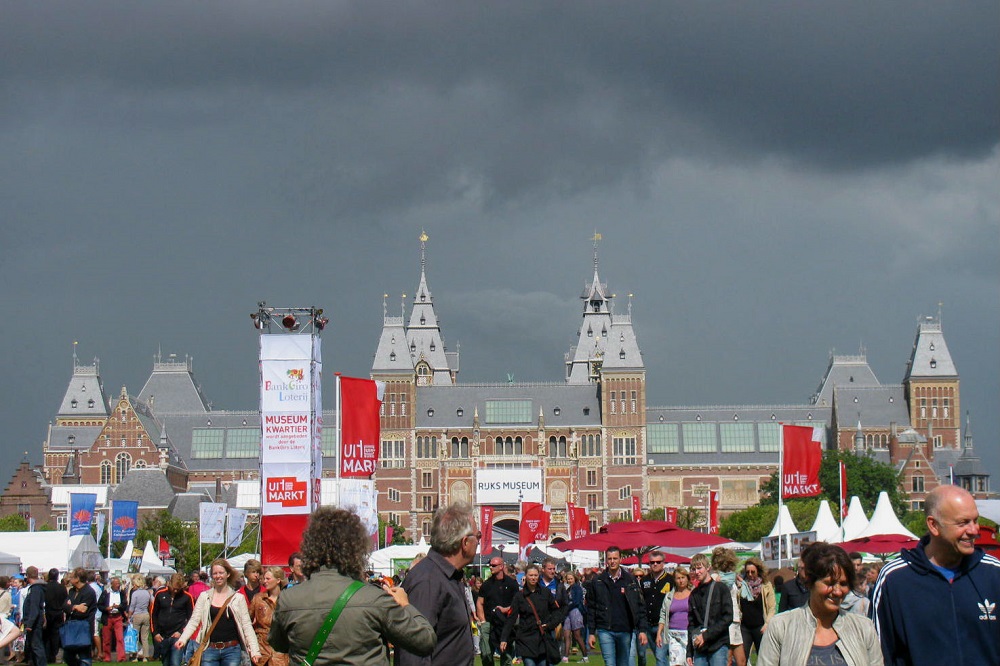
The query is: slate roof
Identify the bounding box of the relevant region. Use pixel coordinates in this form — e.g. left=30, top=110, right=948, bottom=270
left=112, top=468, right=177, bottom=508
left=600, top=313, right=644, bottom=372
left=415, top=383, right=602, bottom=429
left=168, top=492, right=212, bottom=522
left=138, top=356, right=210, bottom=414
left=904, top=315, right=958, bottom=379
left=47, top=425, right=105, bottom=451
left=372, top=316, right=414, bottom=374
left=812, top=355, right=880, bottom=407
left=57, top=360, right=109, bottom=418
left=833, top=385, right=909, bottom=428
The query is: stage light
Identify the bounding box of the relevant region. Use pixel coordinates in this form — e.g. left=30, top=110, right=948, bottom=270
left=282, top=314, right=299, bottom=331
left=315, top=316, right=329, bottom=331
left=250, top=313, right=266, bottom=330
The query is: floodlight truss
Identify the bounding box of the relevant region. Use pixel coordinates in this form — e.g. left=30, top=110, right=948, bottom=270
left=250, top=302, right=328, bottom=334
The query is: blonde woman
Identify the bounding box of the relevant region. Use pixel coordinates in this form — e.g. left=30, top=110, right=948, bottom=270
left=175, top=559, right=261, bottom=666
left=655, top=567, right=692, bottom=666
left=737, top=557, right=775, bottom=659
left=127, top=575, right=154, bottom=662
left=249, top=568, right=288, bottom=666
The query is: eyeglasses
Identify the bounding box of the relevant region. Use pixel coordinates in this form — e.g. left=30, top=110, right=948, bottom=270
left=490, top=562, right=504, bottom=568
left=649, top=560, right=664, bottom=565
left=465, top=531, right=482, bottom=541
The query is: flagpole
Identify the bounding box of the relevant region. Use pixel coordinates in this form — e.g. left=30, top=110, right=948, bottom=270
left=778, top=425, right=784, bottom=569
left=336, top=373, right=342, bottom=484
left=838, top=461, right=845, bottom=534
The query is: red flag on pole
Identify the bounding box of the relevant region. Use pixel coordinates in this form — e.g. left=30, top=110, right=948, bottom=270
left=519, top=502, right=550, bottom=559
left=782, top=424, right=823, bottom=498
left=480, top=506, right=494, bottom=554
left=567, top=503, right=590, bottom=539
left=839, top=462, right=848, bottom=519
left=340, top=377, right=383, bottom=477
left=631, top=495, right=642, bottom=522
left=665, top=507, right=678, bottom=524
left=385, top=525, right=394, bottom=547
left=709, top=491, right=720, bottom=534
left=158, top=536, right=170, bottom=558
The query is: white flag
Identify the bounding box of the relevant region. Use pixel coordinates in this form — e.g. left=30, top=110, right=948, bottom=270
left=199, top=502, right=227, bottom=544
left=96, top=511, right=106, bottom=543
left=226, top=508, right=249, bottom=548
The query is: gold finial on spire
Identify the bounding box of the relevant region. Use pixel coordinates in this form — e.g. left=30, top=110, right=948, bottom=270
left=420, top=230, right=429, bottom=243
left=592, top=231, right=601, bottom=272
left=383, top=294, right=388, bottom=319
left=420, top=230, right=429, bottom=272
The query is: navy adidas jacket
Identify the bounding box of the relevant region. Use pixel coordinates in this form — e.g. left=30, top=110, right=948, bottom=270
left=869, top=535, right=1000, bottom=666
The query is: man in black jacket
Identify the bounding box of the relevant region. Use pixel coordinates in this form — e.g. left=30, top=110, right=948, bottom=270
left=150, top=575, right=192, bottom=666
left=64, top=568, right=97, bottom=666
left=476, top=557, right=519, bottom=666
left=43, top=569, right=67, bottom=663
left=776, top=558, right=809, bottom=612
left=21, top=567, right=47, bottom=666
left=586, top=546, right=647, bottom=666
left=686, top=554, right=732, bottom=666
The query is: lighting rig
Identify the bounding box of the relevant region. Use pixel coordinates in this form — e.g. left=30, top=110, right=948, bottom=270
left=250, top=302, right=328, bottom=333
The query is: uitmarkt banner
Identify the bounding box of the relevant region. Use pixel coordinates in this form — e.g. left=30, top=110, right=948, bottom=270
left=339, top=376, right=383, bottom=477
left=782, top=424, right=824, bottom=498
left=261, top=463, right=314, bottom=516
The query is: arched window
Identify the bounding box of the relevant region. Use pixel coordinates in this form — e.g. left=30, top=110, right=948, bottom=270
left=551, top=436, right=567, bottom=457
left=100, top=460, right=112, bottom=485
left=115, top=452, right=132, bottom=483
left=451, top=437, right=469, bottom=459
left=134, top=460, right=147, bottom=469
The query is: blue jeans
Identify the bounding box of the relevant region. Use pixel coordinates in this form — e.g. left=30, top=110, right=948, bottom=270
left=692, top=645, right=728, bottom=666
left=596, top=629, right=634, bottom=666
left=639, top=630, right=667, bottom=666
left=522, top=658, right=548, bottom=666
left=201, top=645, right=243, bottom=666
left=161, top=640, right=184, bottom=666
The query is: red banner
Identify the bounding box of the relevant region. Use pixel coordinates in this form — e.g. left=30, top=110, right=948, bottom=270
left=480, top=505, right=494, bottom=554
left=631, top=495, right=641, bottom=521
left=261, top=514, right=310, bottom=567
left=782, top=424, right=823, bottom=498
left=665, top=506, right=678, bottom=524
left=519, top=502, right=550, bottom=558
left=340, top=376, right=383, bottom=477
left=567, top=502, right=590, bottom=539
left=385, top=525, right=394, bottom=548
left=158, top=536, right=171, bottom=559
left=839, top=462, right=848, bottom=519
left=709, top=491, right=720, bottom=534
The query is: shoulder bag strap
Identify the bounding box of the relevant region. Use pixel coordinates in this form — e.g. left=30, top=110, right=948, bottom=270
left=195, top=594, right=236, bottom=652
left=522, top=593, right=547, bottom=636
left=303, top=580, right=364, bottom=666
left=702, top=581, right=716, bottom=632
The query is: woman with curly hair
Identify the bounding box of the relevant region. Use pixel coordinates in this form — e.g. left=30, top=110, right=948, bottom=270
left=268, top=507, right=436, bottom=666
left=736, top=557, right=774, bottom=660
left=710, top=547, right=745, bottom=666
left=249, top=568, right=287, bottom=666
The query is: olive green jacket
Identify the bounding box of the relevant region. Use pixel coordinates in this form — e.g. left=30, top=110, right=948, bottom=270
left=269, top=568, right=436, bottom=666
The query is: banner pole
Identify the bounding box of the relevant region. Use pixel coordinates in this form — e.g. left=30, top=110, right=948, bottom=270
left=336, top=373, right=342, bottom=484
left=778, top=425, right=784, bottom=569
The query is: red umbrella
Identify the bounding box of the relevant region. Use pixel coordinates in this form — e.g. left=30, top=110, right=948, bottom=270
left=834, top=534, right=918, bottom=554
left=621, top=551, right=691, bottom=565
left=976, top=525, right=1000, bottom=553
left=553, top=523, right=732, bottom=552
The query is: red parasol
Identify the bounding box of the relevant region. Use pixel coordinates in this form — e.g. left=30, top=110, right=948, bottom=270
left=621, top=551, right=691, bottom=565
left=553, top=522, right=732, bottom=552
left=834, top=534, right=918, bottom=554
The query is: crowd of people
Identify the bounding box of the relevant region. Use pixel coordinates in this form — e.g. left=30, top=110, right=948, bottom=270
left=1, top=484, right=996, bottom=666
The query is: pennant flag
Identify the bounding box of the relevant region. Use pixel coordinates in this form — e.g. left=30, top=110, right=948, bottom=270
left=709, top=491, right=720, bottom=534
left=158, top=537, right=171, bottom=559
left=199, top=502, right=227, bottom=544
left=69, top=493, right=97, bottom=537
left=567, top=502, right=590, bottom=539
left=631, top=495, right=642, bottom=522
left=839, top=462, right=848, bottom=520
left=96, top=511, right=106, bottom=543
left=519, top=502, right=550, bottom=559
left=665, top=506, right=678, bottom=524
left=782, top=424, right=823, bottom=498
left=226, top=508, right=249, bottom=548
left=111, top=501, right=139, bottom=542
left=480, top=506, right=494, bottom=554
left=340, top=376, right=384, bottom=477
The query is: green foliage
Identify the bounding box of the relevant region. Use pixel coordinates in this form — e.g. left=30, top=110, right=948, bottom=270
left=0, top=514, right=29, bottom=531
left=378, top=515, right=411, bottom=545
left=133, top=511, right=201, bottom=572
left=760, top=450, right=907, bottom=517
left=902, top=511, right=928, bottom=538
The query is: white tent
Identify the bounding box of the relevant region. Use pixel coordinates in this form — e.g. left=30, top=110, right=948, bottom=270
left=369, top=543, right=431, bottom=576
left=0, top=551, right=21, bottom=577
left=856, top=491, right=918, bottom=539
left=841, top=496, right=870, bottom=541
left=768, top=504, right=799, bottom=537
left=808, top=500, right=843, bottom=543
left=106, top=540, right=175, bottom=576
left=3, top=532, right=107, bottom=572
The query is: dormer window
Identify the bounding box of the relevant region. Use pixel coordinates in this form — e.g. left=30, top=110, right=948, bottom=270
left=930, top=358, right=937, bottom=369
left=420, top=315, right=426, bottom=325
left=71, top=399, right=78, bottom=409
left=430, top=341, right=436, bottom=352
left=619, top=349, right=626, bottom=360
left=457, top=408, right=464, bottom=417
left=420, top=294, right=426, bottom=302
left=587, top=327, right=593, bottom=337
left=87, top=399, right=95, bottom=408
left=389, top=351, right=396, bottom=361
left=410, top=342, right=417, bottom=353
left=427, top=408, right=435, bottom=417
left=929, top=342, right=935, bottom=351
left=68, top=435, right=76, bottom=445
left=553, top=407, right=561, bottom=416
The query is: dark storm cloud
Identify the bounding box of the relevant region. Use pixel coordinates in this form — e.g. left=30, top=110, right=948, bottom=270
left=3, top=1, right=996, bottom=214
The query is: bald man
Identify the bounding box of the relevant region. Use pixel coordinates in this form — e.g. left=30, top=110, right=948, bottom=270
left=870, top=485, right=1000, bottom=666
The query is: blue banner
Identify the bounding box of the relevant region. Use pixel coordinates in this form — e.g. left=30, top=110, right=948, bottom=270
left=111, top=500, right=139, bottom=542
left=69, top=493, right=97, bottom=537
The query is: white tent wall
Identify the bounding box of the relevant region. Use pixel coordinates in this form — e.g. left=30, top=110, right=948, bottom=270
left=808, top=501, right=843, bottom=543
left=856, top=492, right=918, bottom=539
left=1, top=532, right=108, bottom=572
left=842, top=496, right=871, bottom=541
left=0, top=551, right=21, bottom=577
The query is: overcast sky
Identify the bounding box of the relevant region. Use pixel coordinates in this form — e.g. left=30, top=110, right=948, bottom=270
left=2, top=2, right=997, bottom=493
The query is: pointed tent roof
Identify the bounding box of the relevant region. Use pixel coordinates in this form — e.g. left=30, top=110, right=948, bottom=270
left=57, top=350, right=110, bottom=419
left=808, top=500, right=843, bottom=543
left=857, top=492, right=918, bottom=539
left=767, top=504, right=799, bottom=537
left=841, top=496, right=870, bottom=541
left=904, top=313, right=958, bottom=380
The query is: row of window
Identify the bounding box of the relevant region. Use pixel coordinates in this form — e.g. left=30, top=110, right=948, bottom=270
left=608, top=391, right=638, bottom=415
left=647, top=422, right=822, bottom=454
left=98, top=453, right=146, bottom=485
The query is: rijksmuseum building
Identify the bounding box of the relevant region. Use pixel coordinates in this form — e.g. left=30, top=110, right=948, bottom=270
left=5, top=240, right=992, bottom=538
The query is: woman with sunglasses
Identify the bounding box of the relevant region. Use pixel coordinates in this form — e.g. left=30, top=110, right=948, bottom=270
left=500, top=565, right=568, bottom=666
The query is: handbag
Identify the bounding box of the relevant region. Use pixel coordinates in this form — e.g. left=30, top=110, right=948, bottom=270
left=59, top=620, right=92, bottom=648
left=189, top=594, right=237, bottom=666
left=301, top=580, right=364, bottom=666
left=523, top=592, right=562, bottom=664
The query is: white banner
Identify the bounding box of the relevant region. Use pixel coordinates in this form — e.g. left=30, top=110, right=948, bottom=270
left=261, top=360, right=312, bottom=413
left=261, top=412, right=312, bottom=462
left=475, top=469, right=543, bottom=504
left=261, top=463, right=314, bottom=516
left=261, top=335, right=313, bottom=360
left=339, top=479, right=379, bottom=536
left=199, top=502, right=227, bottom=544
left=96, top=512, right=106, bottom=544
left=226, top=508, right=249, bottom=548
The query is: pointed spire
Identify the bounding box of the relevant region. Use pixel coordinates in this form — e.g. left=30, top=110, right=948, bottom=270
left=72, top=340, right=78, bottom=369
left=592, top=230, right=601, bottom=273
left=383, top=293, right=388, bottom=321
left=964, top=410, right=973, bottom=450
